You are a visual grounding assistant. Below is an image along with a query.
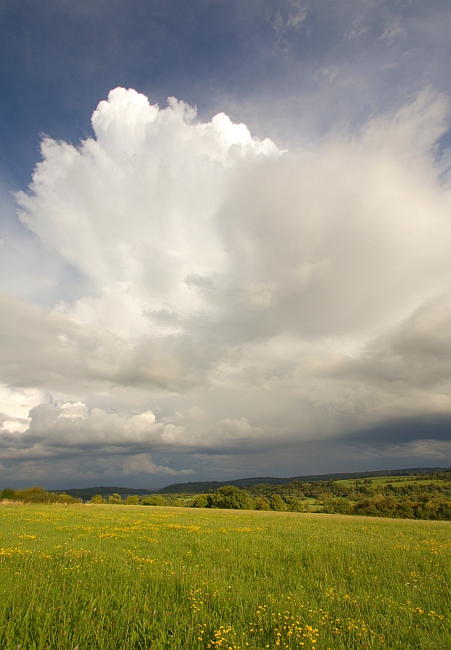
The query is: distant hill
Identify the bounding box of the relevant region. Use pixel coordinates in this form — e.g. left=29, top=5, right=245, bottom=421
left=49, top=486, right=158, bottom=501
left=51, top=468, right=449, bottom=499
left=157, top=467, right=448, bottom=494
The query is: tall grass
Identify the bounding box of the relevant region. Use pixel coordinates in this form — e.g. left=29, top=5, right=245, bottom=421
left=0, top=505, right=450, bottom=649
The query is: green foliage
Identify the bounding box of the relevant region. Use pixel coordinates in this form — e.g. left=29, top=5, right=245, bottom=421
left=140, top=495, right=166, bottom=506
left=322, top=497, right=353, bottom=515
left=269, top=494, right=286, bottom=511
left=353, top=494, right=451, bottom=520
left=1, top=486, right=78, bottom=504
left=157, top=472, right=451, bottom=520
left=168, top=498, right=183, bottom=507
left=50, top=486, right=157, bottom=501
left=210, top=486, right=254, bottom=510
left=125, top=495, right=140, bottom=505
left=286, top=498, right=311, bottom=513
left=91, top=494, right=104, bottom=504
left=108, top=493, right=123, bottom=505
left=0, top=487, right=16, bottom=500
left=416, top=496, right=451, bottom=520
left=192, top=494, right=210, bottom=508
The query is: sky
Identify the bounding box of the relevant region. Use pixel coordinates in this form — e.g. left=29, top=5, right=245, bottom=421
left=1, top=0, right=451, bottom=489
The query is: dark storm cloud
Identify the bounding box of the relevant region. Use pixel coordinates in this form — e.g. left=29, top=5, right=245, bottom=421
left=340, top=414, right=451, bottom=447
left=331, top=297, right=451, bottom=390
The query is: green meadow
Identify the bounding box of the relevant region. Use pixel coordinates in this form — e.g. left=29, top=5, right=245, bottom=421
left=1, top=505, right=450, bottom=650
left=334, top=476, right=450, bottom=489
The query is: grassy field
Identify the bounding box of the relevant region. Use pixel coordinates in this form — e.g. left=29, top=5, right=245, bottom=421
left=0, top=505, right=450, bottom=649
left=334, top=476, right=451, bottom=488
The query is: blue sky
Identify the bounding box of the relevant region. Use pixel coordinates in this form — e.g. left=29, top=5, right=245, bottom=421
left=1, top=0, right=451, bottom=488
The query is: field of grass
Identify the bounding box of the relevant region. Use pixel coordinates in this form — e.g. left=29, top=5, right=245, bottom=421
left=1, top=504, right=450, bottom=650
left=334, top=476, right=451, bottom=488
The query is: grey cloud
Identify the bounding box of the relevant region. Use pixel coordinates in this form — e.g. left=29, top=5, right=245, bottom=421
left=2, top=86, right=451, bottom=485
left=331, top=296, right=451, bottom=390
left=0, top=293, right=208, bottom=392
left=339, top=413, right=451, bottom=447
left=0, top=399, right=186, bottom=463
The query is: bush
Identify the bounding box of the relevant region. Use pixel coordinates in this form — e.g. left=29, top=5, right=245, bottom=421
left=108, top=493, right=123, bottom=505
left=125, top=495, right=139, bottom=505
left=91, top=494, right=104, bottom=504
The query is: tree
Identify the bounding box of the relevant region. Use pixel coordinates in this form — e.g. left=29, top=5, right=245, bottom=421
left=108, top=493, right=122, bottom=505
left=192, top=494, right=210, bottom=508
left=91, top=494, right=104, bottom=504
left=254, top=496, right=271, bottom=510
left=286, top=498, right=311, bottom=513
left=0, top=487, right=16, bottom=501
left=125, top=495, right=139, bottom=505
left=140, top=495, right=166, bottom=506
left=269, top=494, right=286, bottom=511
left=322, top=497, right=353, bottom=515
left=210, top=486, right=254, bottom=510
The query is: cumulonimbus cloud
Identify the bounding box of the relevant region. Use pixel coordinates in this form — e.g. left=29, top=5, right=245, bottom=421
left=2, top=86, right=451, bottom=482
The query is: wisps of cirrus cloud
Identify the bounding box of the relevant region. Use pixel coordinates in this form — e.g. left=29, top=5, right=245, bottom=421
left=1, top=85, right=451, bottom=485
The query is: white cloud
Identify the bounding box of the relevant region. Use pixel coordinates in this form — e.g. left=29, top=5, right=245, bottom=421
left=2, top=86, right=451, bottom=484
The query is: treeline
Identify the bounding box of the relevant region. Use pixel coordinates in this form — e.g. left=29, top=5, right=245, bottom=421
left=90, top=487, right=311, bottom=512
left=158, top=467, right=447, bottom=493
left=246, top=471, right=451, bottom=500
left=322, top=494, right=451, bottom=520
left=51, top=486, right=157, bottom=501
left=5, top=473, right=451, bottom=521
left=0, top=486, right=79, bottom=504
left=93, top=474, right=451, bottom=521
left=90, top=493, right=185, bottom=506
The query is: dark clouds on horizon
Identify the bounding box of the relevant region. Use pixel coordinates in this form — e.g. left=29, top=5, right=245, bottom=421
left=1, top=1, right=451, bottom=488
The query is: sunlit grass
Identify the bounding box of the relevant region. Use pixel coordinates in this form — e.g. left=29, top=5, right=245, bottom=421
left=335, top=475, right=451, bottom=488
left=0, top=505, right=450, bottom=649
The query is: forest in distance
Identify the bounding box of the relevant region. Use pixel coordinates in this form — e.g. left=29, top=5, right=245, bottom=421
left=3, top=469, right=451, bottom=521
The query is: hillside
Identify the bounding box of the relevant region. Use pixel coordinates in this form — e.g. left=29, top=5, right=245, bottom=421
left=49, top=486, right=157, bottom=500
left=157, top=467, right=447, bottom=494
